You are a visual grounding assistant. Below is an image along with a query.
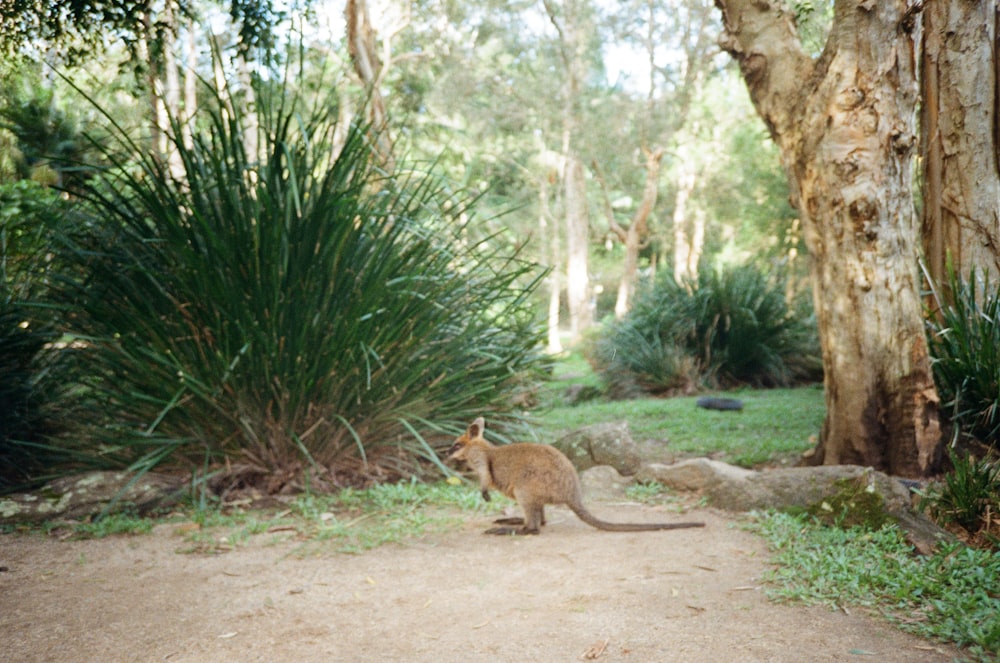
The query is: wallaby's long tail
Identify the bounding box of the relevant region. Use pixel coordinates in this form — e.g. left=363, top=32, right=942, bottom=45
left=568, top=501, right=705, bottom=532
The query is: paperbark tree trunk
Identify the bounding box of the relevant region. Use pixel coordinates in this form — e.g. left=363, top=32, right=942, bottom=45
left=715, top=0, right=943, bottom=476
left=920, top=1, right=1000, bottom=291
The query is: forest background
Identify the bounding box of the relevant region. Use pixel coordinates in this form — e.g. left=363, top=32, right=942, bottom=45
left=1, top=0, right=999, bottom=492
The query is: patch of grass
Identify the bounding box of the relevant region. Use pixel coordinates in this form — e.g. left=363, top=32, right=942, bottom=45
left=167, top=479, right=510, bottom=556
left=749, top=511, right=1000, bottom=659
left=57, top=511, right=154, bottom=538
left=533, top=385, right=824, bottom=468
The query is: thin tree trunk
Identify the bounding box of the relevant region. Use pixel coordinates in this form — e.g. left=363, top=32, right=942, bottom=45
left=716, top=0, right=942, bottom=477
left=921, top=0, right=1000, bottom=292
left=564, top=153, right=590, bottom=340
left=162, top=0, right=184, bottom=180
left=545, top=0, right=592, bottom=343
left=594, top=148, right=664, bottom=318
left=345, top=0, right=393, bottom=168
left=540, top=168, right=563, bottom=354
left=672, top=167, right=697, bottom=283
left=182, top=16, right=197, bottom=152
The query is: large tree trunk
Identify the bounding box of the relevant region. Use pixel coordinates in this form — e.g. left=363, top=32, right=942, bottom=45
left=921, top=1, right=1000, bottom=290
left=716, top=0, right=943, bottom=477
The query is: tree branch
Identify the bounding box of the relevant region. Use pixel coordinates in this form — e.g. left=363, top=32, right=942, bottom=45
left=714, top=0, right=814, bottom=139
left=591, top=159, right=628, bottom=243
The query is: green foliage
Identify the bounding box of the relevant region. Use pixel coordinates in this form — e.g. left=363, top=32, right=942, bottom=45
left=926, top=268, right=1000, bottom=444
left=172, top=479, right=501, bottom=555
left=589, top=264, right=820, bottom=395
left=919, top=449, right=1000, bottom=536
left=62, top=511, right=155, bottom=538
left=0, top=79, right=90, bottom=187
left=750, top=511, right=1000, bottom=658
left=48, top=74, right=546, bottom=487
left=0, top=180, right=72, bottom=490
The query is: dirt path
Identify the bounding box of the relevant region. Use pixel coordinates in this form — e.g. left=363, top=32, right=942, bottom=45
left=1, top=504, right=964, bottom=663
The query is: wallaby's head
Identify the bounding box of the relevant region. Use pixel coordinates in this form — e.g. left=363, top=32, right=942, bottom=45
left=445, top=417, right=488, bottom=461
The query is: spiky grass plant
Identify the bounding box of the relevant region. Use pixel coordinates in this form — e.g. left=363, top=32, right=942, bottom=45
left=926, top=268, right=1000, bottom=444
left=0, top=180, right=70, bottom=490
left=50, top=77, right=546, bottom=490
left=590, top=263, right=819, bottom=395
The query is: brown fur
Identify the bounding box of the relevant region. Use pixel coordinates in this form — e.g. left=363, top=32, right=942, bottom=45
left=446, top=417, right=706, bottom=535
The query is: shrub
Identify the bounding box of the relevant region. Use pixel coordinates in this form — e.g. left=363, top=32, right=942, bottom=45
left=919, top=448, right=1000, bottom=545
left=590, top=264, right=820, bottom=395
left=926, top=268, right=1000, bottom=444
left=47, top=76, right=546, bottom=490
left=0, top=180, right=69, bottom=491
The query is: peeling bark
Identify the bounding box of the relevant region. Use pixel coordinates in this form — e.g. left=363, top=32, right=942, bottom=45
left=921, top=0, right=1000, bottom=291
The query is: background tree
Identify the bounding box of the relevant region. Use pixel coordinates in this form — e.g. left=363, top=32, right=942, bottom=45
left=715, top=0, right=943, bottom=477
left=543, top=0, right=597, bottom=342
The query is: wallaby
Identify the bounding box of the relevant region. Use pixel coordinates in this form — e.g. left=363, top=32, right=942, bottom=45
left=445, top=417, right=706, bottom=535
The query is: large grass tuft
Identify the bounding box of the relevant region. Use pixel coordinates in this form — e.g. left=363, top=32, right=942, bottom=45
left=589, top=263, right=820, bottom=396
left=47, top=75, right=546, bottom=489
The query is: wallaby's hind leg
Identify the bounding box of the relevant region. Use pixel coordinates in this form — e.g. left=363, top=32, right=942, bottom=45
left=493, top=506, right=545, bottom=526
left=484, top=497, right=542, bottom=535
left=492, top=517, right=525, bottom=525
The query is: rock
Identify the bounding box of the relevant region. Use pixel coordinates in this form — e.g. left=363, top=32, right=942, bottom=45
left=703, top=464, right=954, bottom=553
left=554, top=422, right=642, bottom=476
left=696, top=397, right=744, bottom=411
left=635, top=458, right=754, bottom=492
left=0, top=471, right=184, bottom=524
left=706, top=465, right=911, bottom=514
left=579, top=465, right=633, bottom=500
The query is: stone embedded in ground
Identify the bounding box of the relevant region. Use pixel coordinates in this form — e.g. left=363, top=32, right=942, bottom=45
left=0, top=471, right=183, bottom=524
left=553, top=421, right=642, bottom=476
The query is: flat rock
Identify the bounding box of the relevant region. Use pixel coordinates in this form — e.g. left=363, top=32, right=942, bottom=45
left=0, top=471, right=183, bottom=524
left=635, top=458, right=754, bottom=491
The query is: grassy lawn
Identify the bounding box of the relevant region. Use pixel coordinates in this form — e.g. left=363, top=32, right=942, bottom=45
left=530, top=353, right=826, bottom=468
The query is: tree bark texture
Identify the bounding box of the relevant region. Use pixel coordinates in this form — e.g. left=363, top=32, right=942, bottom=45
left=921, top=0, right=1000, bottom=290
left=716, top=0, right=942, bottom=476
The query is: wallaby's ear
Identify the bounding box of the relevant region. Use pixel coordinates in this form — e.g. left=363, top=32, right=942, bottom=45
left=468, top=416, right=485, bottom=439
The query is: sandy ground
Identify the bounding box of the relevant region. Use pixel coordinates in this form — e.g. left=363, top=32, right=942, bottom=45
left=1, top=503, right=966, bottom=663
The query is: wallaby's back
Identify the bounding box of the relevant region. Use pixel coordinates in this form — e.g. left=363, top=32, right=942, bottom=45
left=487, top=442, right=581, bottom=505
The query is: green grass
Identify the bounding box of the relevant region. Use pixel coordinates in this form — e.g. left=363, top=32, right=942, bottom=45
left=171, top=479, right=511, bottom=556
left=749, top=511, right=1000, bottom=660
left=535, top=356, right=824, bottom=467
